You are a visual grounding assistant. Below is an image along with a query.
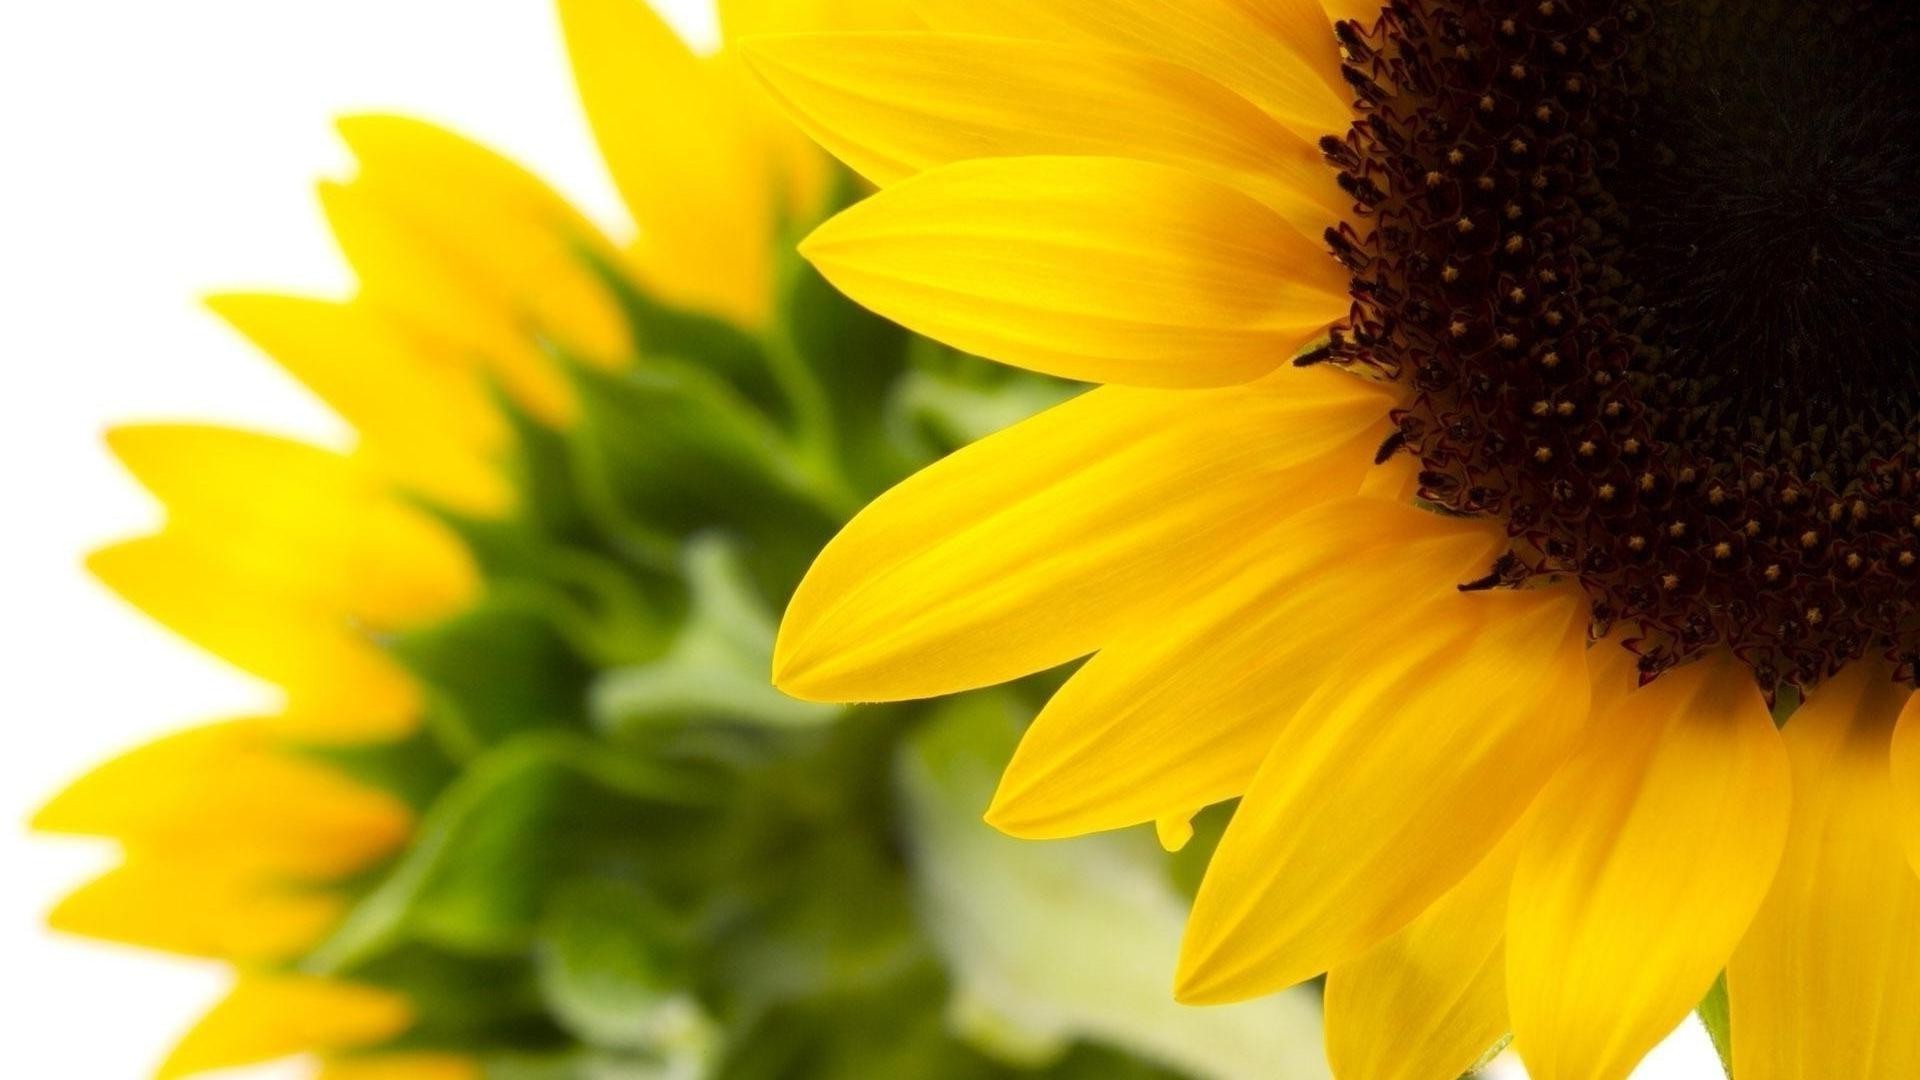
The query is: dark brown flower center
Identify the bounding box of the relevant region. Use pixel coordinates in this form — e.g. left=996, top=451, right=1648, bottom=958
left=1322, top=0, right=1920, bottom=695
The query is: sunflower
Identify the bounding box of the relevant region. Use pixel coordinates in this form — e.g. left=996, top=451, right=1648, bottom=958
left=754, top=3, right=1920, bottom=1078
left=38, top=1, right=1341, bottom=1077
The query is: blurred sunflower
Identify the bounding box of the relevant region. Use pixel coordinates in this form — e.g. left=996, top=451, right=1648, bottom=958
left=756, top=2, right=1920, bottom=1078
left=38, top=1, right=1337, bottom=1078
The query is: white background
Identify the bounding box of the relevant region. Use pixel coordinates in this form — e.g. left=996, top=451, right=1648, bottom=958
left=0, top=3, right=1718, bottom=1077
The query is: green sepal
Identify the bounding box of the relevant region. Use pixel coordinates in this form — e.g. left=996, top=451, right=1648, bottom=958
left=308, top=732, right=708, bottom=970
left=535, top=877, right=715, bottom=1060
left=564, top=357, right=842, bottom=595
left=769, top=171, right=917, bottom=496
left=341, top=944, right=565, bottom=1055
left=591, top=537, right=838, bottom=737
left=584, top=243, right=792, bottom=431
left=890, top=340, right=1080, bottom=457
left=1699, top=972, right=1734, bottom=1077
left=389, top=596, right=595, bottom=758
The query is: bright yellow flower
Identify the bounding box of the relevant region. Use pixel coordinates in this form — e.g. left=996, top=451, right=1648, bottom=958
left=39, top=1, right=895, bottom=1074
left=756, top=3, right=1920, bottom=1078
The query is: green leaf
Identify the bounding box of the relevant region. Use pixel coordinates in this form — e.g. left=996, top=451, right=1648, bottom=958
left=1699, top=973, right=1734, bottom=1077
left=896, top=694, right=1332, bottom=1080
left=592, top=537, right=838, bottom=736
left=535, top=877, right=716, bottom=1061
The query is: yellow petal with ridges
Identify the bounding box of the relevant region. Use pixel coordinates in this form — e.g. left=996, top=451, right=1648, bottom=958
left=1728, top=660, right=1920, bottom=1080
left=560, top=0, right=785, bottom=327
left=48, top=858, right=342, bottom=962
left=1584, top=636, right=1644, bottom=723
left=988, top=498, right=1499, bottom=839
left=721, top=0, right=920, bottom=36
left=318, top=1055, right=481, bottom=1080
left=1324, top=828, right=1519, bottom=1080
left=207, top=293, right=511, bottom=516
left=1508, top=651, right=1788, bottom=1080
left=107, top=424, right=477, bottom=630
left=743, top=32, right=1345, bottom=236
left=158, top=975, right=413, bottom=1080
left=1886, top=687, right=1920, bottom=879
left=910, top=0, right=1351, bottom=141
left=800, top=155, right=1351, bottom=387
left=776, top=367, right=1390, bottom=703
left=88, top=534, right=422, bottom=740
left=33, top=720, right=411, bottom=878
left=1177, top=583, right=1591, bottom=1003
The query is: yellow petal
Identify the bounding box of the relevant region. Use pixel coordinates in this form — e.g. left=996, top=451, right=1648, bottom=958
left=1728, top=660, right=1920, bottom=1080
left=1177, top=583, right=1591, bottom=1003
left=1507, top=651, right=1789, bottom=1080
left=721, top=0, right=920, bottom=35
left=560, top=0, right=787, bottom=326
left=1319, top=0, right=1386, bottom=27
left=88, top=533, right=422, bottom=740
left=776, top=367, right=1390, bottom=702
left=1585, top=635, right=1644, bottom=722
left=337, top=114, right=628, bottom=361
left=323, top=117, right=630, bottom=425
left=108, top=424, right=477, bottom=630
left=48, top=857, right=342, bottom=962
left=743, top=32, right=1345, bottom=236
left=1886, top=685, right=1920, bottom=878
left=34, top=720, right=412, bottom=878
left=207, top=294, right=511, bottom=517
left=159, top=975, right=413, bottom=1080
left=318, top=1055, right=481, bottom=1080
left=800, top=155, right=1350, bottom=386
left=987, top=498, right=1500, bottom=839
left=909, top=0, right=1351, bottom=140
left=1324, top=828, right=1519, bottom=1080
left=320, top=180, right=577, bottom=425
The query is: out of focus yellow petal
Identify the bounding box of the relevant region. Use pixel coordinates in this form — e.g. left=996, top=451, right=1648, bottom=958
left=107, top=424, right=477, bottom=630
left=1508, top=652, right=1788, bottom=1080
left=560, top=0, right=787, bottom=326
left=1323, top=829, right=1519, bottom=1080
left=743, top=33, right=1345, bottom=236
left=776, top=368, right=1389, bottom=703
left=1177, top=583, right=1590, bottom=1003
left=158, top=975, right=413, bottom=1080
left=48, top=858, right=342, bottom=962
left=910, top=0, right=1351, bottom=140
left=1728, top=661, right=1920, bottom=1080
left=800, top=156, right=1350, bottom=387
left=720, top=0, right=919, bottom=36
left=320, top=181, right=577, bottom=425
left=88, top=534, right=422, bottom=740
left=318, top=1054, right=481, bottom=1080
left=987, top=499, right=1499, bottom=839
left=207, top=294, right=511, bottom=517
left=34, top=720, right=412, bottom=878
left=337, top=114, right=628, bottom=362
left=322, top=117, right=630, bottom=425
